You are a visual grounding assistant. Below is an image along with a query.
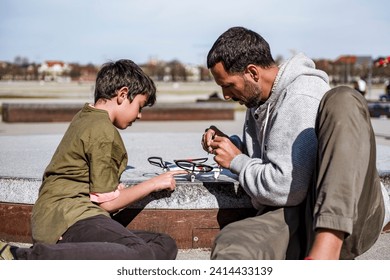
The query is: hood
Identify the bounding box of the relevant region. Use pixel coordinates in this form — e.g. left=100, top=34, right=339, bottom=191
left=274, top=53, right=329, bottom=97
left=250, top=53, right=330, bottom=159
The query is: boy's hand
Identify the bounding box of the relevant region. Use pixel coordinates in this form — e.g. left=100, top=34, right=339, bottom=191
left=150, top=170, right=188, bottom=192
left=99, top=171, right=187, bottom=213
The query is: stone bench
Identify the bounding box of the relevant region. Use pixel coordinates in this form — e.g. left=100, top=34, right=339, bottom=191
left=1, top=102, right=235, bottom=122
left=0, top=175, right=257, bottom=249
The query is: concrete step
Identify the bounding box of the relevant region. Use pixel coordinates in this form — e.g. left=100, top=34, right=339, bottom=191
left=1, top=102, right=236, bottom=122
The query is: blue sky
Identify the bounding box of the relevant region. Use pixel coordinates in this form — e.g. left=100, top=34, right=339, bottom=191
left=0, top=0, right=389, bottom=65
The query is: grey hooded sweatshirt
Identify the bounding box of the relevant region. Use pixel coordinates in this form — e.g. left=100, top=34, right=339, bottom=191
left=230, top=53, right=331, bottom=211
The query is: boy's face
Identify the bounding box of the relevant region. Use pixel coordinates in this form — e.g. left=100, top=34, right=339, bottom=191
left=114, top=94, right=148, bottom=129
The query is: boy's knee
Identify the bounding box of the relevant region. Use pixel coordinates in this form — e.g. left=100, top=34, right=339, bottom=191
left=144, top=233, right=178, bottom=260
left=131, top=243, right=157, bottom=260
left=157, top=233, right=178, bottom=259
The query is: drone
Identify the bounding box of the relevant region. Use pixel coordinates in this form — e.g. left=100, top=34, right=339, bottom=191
left=147, top=156, right=222, bottom=182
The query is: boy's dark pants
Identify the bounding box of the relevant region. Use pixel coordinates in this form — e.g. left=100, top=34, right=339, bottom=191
left=211, top=86, right=384, bottom=259
left=15, top=215, right=178, bottom=260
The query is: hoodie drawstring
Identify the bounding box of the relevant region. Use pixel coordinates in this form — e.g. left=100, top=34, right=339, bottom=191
left=261, top=103, right=271, bottom=159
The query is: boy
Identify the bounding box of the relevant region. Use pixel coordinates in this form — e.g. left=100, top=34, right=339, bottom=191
left=1, top=59, right=186, bottom=260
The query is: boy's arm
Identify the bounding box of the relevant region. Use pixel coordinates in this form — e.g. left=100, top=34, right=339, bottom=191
left=97, top=170, right=187, bottom=213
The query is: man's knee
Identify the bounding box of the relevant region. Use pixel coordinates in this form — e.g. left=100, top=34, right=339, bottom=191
left=211, top=212, right=292, bottom=260
left=321, top=86, right=368, bottom=116
left=318, top=86, right=371, bottom=134
left=323, top=86, right=361, bottom=103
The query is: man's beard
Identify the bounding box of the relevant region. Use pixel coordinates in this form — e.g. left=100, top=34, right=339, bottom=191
left=243, top=80, right=262, bottom=108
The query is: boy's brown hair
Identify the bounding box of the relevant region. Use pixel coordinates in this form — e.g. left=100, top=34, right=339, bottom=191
left=94, top=59, right=156, bottom=106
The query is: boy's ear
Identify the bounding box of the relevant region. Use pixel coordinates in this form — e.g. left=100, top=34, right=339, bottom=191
left=117, top=87, right=129, bottom=105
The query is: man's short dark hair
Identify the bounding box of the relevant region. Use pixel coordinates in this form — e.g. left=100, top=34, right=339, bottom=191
left=94, top=59, right=156, bottom=106
left=207, top=26, right=275, bottom=73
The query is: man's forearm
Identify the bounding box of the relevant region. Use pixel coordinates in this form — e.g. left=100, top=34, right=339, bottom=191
left=307, top=229, right=344, bottom=260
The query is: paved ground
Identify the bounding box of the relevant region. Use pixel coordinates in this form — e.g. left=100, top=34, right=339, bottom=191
left=9, top=234, right=390, bottom=260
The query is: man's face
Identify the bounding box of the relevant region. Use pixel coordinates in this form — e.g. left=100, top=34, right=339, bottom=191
left=210, top=62, right=262, bottom=108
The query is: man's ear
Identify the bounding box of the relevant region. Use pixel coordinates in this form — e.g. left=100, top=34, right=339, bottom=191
left=117, top=87, right=129, bottom=104
left=245, top=64, right=259, bottom=82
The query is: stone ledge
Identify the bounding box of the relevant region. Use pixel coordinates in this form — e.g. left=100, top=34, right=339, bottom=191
left=0, top=175, right=256, bottom=249
left=0, top=174, right=252, bottom=208
left=380, top=171, right=390, bottom=188
left=1, top=102, right=235, bottom=122
left=0, top=204, right=257, bottom=249
left=3, top=171, right=388, bottom=206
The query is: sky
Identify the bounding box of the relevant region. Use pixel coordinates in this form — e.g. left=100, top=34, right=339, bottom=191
left=1, top=0, right=389, bottom=66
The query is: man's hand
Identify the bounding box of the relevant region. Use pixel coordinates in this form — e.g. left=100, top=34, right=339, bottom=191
left=208, top=135, right=242, bottom=169
left=201, top=126, right=241, bottom=168
left=201, top=125, right=227, bottom=153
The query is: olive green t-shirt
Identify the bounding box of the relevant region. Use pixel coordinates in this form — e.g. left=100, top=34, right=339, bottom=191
left=32, top=104, right=128, bottom=244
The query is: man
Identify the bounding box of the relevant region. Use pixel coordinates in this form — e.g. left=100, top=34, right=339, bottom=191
left=202, top=26, right=389, bottom=259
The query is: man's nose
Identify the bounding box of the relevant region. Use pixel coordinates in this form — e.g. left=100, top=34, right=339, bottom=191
left=222, top=89, right=232, bottom=101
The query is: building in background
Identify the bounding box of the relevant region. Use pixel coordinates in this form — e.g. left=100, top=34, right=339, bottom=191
left=38, top=60, right=71, bottom=82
